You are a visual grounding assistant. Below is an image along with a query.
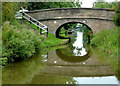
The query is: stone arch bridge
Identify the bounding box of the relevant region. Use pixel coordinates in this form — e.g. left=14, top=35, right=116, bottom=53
left=25, top=8, right=115, bottom=35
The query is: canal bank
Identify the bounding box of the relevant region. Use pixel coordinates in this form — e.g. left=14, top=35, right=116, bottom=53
left=1, top=20, right=69, bottom=65
left=2, top=45, right=119, bottom=84
left=91, top=27, right=119, bottom=80
left=2, top=30, right=119, bottom=85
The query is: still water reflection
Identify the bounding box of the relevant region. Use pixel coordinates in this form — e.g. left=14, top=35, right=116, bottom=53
left=72, top=32, right=87, bottom=56
left=2, top=30, right=119, bottom=85
left=73, top=76, right=119, bottom=84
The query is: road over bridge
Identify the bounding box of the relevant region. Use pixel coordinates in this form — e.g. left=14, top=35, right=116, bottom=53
left=25, top=8, right=115, bottom=35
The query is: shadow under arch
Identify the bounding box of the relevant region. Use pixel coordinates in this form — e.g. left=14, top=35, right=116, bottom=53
left=56, top=49, right=91, bottom=63
left=55, top=21, right=93, bottom=43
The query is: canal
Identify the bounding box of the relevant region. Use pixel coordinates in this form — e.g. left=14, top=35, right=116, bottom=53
left=2, top=23, right=119, bottom=85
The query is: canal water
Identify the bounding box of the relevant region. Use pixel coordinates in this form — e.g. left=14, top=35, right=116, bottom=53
left=2, top=30, right=119, bottom=84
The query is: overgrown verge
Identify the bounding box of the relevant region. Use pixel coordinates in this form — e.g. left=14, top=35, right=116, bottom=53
left=24, top=20, right=68, bottom=48
left=1, top=20, right=68, bottom=65
left=91, top=27, right=118, bottom=56
left=90, top=27, right=119, bottom=74
left=1, top=20, right=45, bottom=65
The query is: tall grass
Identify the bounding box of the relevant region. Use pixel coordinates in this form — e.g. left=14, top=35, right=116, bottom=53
left=91, top=27, right=118, bottom=57
left=91, top=27, right=119, bottom=75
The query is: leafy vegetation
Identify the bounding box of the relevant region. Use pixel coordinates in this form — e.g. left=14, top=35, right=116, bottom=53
left=2, top=2, right=80, bottom=23
left=24, top=20, right=68, bottom=48
left=2, top=21, right=45, bottom=64
left=58, top=23, right=92, bottom=44
left=92, top=1, right=119, bottom=79
left=93, top=2, right=118, bottom=9
left=91, top=27, right=118, bottom=56
left=91, top=27, right=118, bottom=73
left=2, top=2, right=16, bottom=23
left=1, top=20, right=68, bottom=65
left=2, top=2, right=28, bottom=23
left=113, top=2, right=120, bottom=26
left=27, top=2, right=81, bottom=11
left=2, top=2, right=75, bottom=65
left=93, top=1, right=120, bottom=26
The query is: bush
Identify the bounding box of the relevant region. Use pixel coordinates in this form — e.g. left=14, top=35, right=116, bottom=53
left=113, top=13, right=120, bottom=26
left=2, top=21, right=45, bottom=63
left=113, top=2, right=120, bottom=26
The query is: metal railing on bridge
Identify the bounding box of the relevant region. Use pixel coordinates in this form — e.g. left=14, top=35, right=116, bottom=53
left=20, top=7, right=48, bottom=36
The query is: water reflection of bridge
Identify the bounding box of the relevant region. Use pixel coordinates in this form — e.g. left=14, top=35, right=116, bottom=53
left=40, top=50, right=114, bottom=77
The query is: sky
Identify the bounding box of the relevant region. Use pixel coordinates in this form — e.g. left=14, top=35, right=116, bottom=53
left=79, top=0, right=120, bottom=8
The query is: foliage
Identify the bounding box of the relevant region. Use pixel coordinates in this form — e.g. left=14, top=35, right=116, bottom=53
left=2, top=19, right=68, bottom=65
left=2, top=2, right=16, bottom=23
left=115, top=2, right=120, bottom=13
left=2, top=2, right=28, bottom=23
left=91, top=27, right=118, bottom=57
left=93, top=2, right=118, bottom=9
left=25, top=21, right=40, bottom=30
left=113, top=13, right=120, bottom=26
left=113, top=2, right=120, bottom=26
left=91, top=27, right=118, bottom=74
left=2, top=1, right=80, bottom=23
left=59, top=23, right=79, bottom=38
left=93, top=1, right=120, bottom=26
left=59, top=23, right=92, bottom=43
left=2, top=2, right=80, bottom=22
left=27, top=2, right=81, bottom=11
left=2, top=21, right=44, bottom=63
left=59, top=27, right=70, bottom=38
left=24, top=20, right=68, bottom=48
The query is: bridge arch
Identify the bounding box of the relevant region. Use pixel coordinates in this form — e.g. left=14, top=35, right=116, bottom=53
left=26, top=8, right=115, bottom=35
left=56, top=21, right=93, bottom=38
left=55, top=21, right=93, bottom=43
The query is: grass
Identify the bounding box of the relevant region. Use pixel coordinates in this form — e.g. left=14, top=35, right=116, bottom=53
left=91, top=27, right=118, bottom=57
left=91, top=27, right=119, bottom=76
left=25, top=21, right=38, bottom=30
left=41, top=33, right=68, bottom=48
left=24, top=20, right=69, bottom=48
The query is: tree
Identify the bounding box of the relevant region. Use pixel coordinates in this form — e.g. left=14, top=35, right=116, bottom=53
left=27, top=2, right=81, bottom=11
left=92, top=1, right=120, bottom=26
left=2, top=2, right=28, bottom=23
left=93, top=2, right=118, bottom=9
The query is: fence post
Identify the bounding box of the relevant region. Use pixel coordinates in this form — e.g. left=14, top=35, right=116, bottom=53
left=37, top=22, right=39, bottom=29
left=30, top=17, right=31, bottom=24
left=47, top=28, right=48, bottom=37
left=21, top=12, right=23, bottom=24
left=22, top=12, right=24, bottom=19
left=40, top=28, right=42, bottom=35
